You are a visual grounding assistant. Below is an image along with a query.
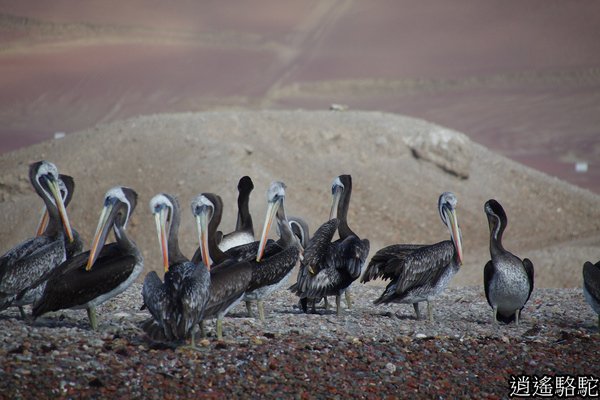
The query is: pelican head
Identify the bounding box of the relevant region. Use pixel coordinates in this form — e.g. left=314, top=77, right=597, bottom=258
left=87, top=186, right=137, bottom=271
left=191, top=194, right=217, bottom=269
left=438, top=192, right=463, bottom=265
left=256, top=181, right=287, bottom=262
left=29, top=161, right=74, bottom=242
left=484, top=199, right=507, bottom=241
left=149, top=193, right=177, bottom=273
left=36, top=174, right=74, bottom=237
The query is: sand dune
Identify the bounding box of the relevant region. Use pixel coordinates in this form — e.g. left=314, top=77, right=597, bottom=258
left=0, top=111, right=598, bottom=288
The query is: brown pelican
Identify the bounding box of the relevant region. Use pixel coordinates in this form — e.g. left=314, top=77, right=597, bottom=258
left=12, top=174, right=79, bottom=316
left=32, top=187, right=143, bottom=330
left=192, top=193, right=253, bottom=340
left=245, top=181, right=302, bottom=321
left=363, top=192, right=463, bottom=322
left=0, top=161, right=78, bottom=316
left=583, top=260, right=600, bottom=329
left=217, top=176, right=255, bottom=251
left=291, top=175, right=370, bottom=315
left=199, top=183, right=303, bottom=321
left=141, top=193, right=210, bottom=347
left=482, top=199, right=534, bottom=325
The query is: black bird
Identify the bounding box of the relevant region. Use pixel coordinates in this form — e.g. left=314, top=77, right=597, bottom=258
left=291, top=175, right=370, bottom=315
left=10, top=174, right=79, bottom=316
left=583, top=260, right=600, bottom=329
left=483, top=199, right=534, bottom=325
left=245, top=181, right=302, bottom=321
left=0, top=161, right=78, bottom=316
left=142, top=193, right=210, bottom=346
left=217, top=176, right=255, bottom=251
left=191, top=193, right=253, bottom=340
left=363, top=192, right=463, bottom=322
left=32, top=186, right=143, bottom=330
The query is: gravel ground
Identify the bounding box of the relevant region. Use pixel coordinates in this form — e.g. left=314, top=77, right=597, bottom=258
left=0, top=283, right=598, bottom=399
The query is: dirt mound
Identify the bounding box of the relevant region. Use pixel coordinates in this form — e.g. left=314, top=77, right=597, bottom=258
left=1, top=111, right=598, bottom=287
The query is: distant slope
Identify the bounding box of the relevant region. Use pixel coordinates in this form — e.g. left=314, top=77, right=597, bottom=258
left=0, top=111, right=598, bottom=287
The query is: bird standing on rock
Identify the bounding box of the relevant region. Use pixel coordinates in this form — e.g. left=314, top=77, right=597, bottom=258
left=363, top=192, right=463, bottom=322
left=483, top=199, right=534, bottom=325
left=291, top=175, right=370, bottom=315
left=142, top=193, right=210, bottom=347
left=0, top=161, right=80, bottom=317
left=33, top=186, right=143, bottom=330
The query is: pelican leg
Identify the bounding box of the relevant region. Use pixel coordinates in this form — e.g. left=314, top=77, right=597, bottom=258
left=323, top=297, right=329, bottom=310
left=18, top=306, right=27, bottom=320
left=427, top=301, right=434, bottom=322
left=345, top=290, right=353, bottom=310
left=311, top=299, right=317, bottom=314
left=87, top=307, right=98, bottom=330
left=492, top=306, right=498, bottom=325
left=246, top=301, right=254, bottom=318
left=258, top=300, right=265, bottom=322
left=515, top=309, right=520, bottom=326
left=335, top=295, right=341, bottom=315
left=216, top=317, right=223, bottom=340
left=412, top=303, right=421, bottom=320
left=199, top=321, right=206, bottom=338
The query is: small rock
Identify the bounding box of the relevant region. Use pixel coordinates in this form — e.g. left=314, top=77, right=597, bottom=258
left=415, top=333, right=427, bottom=339
left=385, top=362, right=397, bottom=374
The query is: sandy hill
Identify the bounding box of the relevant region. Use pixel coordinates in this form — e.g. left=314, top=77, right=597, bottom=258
left=0, top=110, right=598, bottom=287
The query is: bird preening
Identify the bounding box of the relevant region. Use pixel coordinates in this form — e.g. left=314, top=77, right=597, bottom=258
left=1, top=160, right=596, bottom=348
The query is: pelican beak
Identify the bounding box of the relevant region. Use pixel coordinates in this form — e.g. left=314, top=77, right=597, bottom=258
left=86, top=202, right=114, bottom=271
left=445, top=207, right=463, bottom=265
left=257, top=198, right=280, bottom=262
left=47, top=177, right=74, bottom=242
left=194, top=205, right=212, bottom=270
left=154, top=208, right=170, bottom=273
left=35, top=208, right=49, bottom=237
left=329, top=185, right=343, bottom=220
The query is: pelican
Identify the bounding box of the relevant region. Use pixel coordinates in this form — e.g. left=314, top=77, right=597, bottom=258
left=12, top=174, right=80, bottom=315
left=141, top=193, right=210, bottom=347
left=192, top=193, right=253, bottom=340
left=481, top=199, right=534, bottom=325
left=363, top=192, right=463, bottom=322
left=0, top=161, right=78, bottom=316
left=583, top=260, right=600, bottom=329
left=32, top=187, right=143, bottom=330
left=244, top=181, right=302, bottom=321
left=291, top=175, right=370, bottom=315
left=217, top=176, right=255, bottom=251
left=288, top=216, right=310, bottom=249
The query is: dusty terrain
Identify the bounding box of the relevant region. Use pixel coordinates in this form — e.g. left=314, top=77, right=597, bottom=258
left=0, top=111, right=599, bottom=289
left=1, top=2, right=599, bottom=193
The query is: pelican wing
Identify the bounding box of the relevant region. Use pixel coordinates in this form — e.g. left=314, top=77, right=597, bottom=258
left=204, top=260, right=253, bottom=318
left=142, top=271, right=169, bottom=333
left=483, top=260, right=495, bottom=308
left=302, top=219, right=339, bottom=275
left=361, top=243, right=427, bottom=283
left=32, top=244, right=138, bottom=316
left=522, top=258, right=535, bottom=303
left=247, top=246, right=300, bottom=292
left=0, top=237, right=65, bottom=296
left=329, top=236, right=370, bottom=279
left=393, top=241, right=456, bottom=296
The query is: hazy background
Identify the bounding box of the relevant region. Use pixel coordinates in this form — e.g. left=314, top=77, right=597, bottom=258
left=1, top=1, right=599, bottom=193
